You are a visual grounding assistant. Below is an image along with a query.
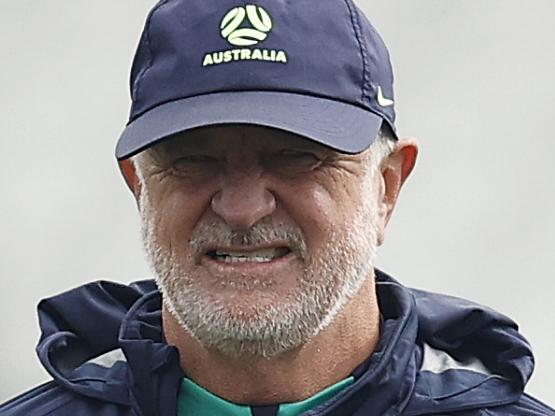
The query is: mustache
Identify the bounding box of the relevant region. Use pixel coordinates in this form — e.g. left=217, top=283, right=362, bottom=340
left=188, top=218, right=308, bottom=259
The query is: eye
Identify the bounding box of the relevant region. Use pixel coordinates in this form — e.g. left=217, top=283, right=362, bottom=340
left=169, top=155, right=221, bottom=176
left=264, top=149, right=322, bottom=174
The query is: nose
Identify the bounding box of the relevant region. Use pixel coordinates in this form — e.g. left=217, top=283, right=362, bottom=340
left=211, top=172, right=277, bottom=231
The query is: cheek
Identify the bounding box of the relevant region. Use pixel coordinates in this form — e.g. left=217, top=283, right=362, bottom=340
left=279, top=172, right=376, bottom=249
left=147, top=179, right=214, bottom=249
left=278, top=181, right=350, bottom=249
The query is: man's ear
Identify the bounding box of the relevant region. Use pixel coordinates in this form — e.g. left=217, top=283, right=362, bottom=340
left=376, top=138, right=418, bottom=245
left=118, top=159, right=142, bottom=201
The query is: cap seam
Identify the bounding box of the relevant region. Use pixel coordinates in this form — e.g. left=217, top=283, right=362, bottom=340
left=131, top=0, right=171, bottom=108
left=343, top=0, right=371, bottom=104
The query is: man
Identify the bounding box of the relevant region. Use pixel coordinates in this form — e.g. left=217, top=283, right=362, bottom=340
left=1, top=0, right=553, bottom=415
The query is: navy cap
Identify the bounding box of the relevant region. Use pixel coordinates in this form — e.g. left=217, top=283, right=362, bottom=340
left=115, top=0, right=397, bottom=160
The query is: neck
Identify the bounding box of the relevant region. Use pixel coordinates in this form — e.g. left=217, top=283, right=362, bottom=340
left=162, top=277, right=381, bottom=405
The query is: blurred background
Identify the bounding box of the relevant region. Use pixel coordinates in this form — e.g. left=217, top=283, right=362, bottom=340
left=1, top=0, right=554, bottom=404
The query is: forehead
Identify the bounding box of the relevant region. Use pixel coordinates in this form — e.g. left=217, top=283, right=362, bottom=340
left=148, top=124, right=335, bottom=155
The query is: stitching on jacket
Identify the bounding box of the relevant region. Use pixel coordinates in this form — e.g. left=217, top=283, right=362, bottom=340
left=132, top=0, right=172, bottom=105
left=343, top=0, right=370, bottom=103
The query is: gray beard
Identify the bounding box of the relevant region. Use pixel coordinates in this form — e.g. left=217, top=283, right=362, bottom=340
left=139, top=182, right=379, bottom=359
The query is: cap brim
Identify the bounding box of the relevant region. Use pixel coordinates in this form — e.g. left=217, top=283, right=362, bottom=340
left=115, top=91, right=384, bottom=160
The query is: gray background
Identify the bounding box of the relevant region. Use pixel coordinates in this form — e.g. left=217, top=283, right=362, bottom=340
left=1, top=0, right=554, bottom=405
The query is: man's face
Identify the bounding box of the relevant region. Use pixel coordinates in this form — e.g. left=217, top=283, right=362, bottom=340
left=136, top=125, right=384, bottom=358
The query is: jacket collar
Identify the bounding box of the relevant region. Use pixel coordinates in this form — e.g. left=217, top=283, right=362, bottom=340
left=304, top=272, right=419, bottom=415
left=36, top=271, right=533, bottom=415
left=118, top=291, right=184, bottom=415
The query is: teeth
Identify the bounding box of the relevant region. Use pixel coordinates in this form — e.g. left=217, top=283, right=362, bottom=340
left=216, top=248, right=280, bottom=259
left=212, top=248, right=288, bottom=263
left=222, top=256, right=272, bottom=263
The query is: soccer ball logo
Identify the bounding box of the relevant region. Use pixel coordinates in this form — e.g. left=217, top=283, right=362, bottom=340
left=220, top=5, right=273, bottom=46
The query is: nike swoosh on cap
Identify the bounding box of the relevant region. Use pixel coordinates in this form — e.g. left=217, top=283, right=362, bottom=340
left=377, top=86, right=394, bottom=107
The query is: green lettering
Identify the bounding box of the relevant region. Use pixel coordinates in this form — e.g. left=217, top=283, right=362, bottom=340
left=213, top=52, right=224, bottom=64
left=202, top=54, right=214, bottom=66
left=276, top=51, right=287, bottom=64
left=241, top=49, right=251, bottom=60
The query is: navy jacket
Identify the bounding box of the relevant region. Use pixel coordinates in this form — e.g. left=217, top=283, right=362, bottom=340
left=1, top=270, right=553, bottom=415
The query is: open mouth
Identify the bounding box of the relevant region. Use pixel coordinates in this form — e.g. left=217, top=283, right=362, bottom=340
left=205, top=247, right=292, bottom=264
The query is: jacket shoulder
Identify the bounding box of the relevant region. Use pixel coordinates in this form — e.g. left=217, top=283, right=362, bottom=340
left=483, top=394, right=555, bottom=416
left=1, top=382, right=73, bottom=416
left=0, top=381, right=135, bottom=416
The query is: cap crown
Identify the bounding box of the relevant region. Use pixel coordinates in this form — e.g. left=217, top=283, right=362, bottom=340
left=128, top=0, right=396, bottom=130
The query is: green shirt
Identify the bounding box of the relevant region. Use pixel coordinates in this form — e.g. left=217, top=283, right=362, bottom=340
left=177, top=376, right=354, bottom=416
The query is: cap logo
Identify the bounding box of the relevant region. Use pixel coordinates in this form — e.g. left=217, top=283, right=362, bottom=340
left=376, top=86, right=394, bottom=107
left=202, top=4, right=287, bottom=67
left=221, top=5, right=272, bottom=46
